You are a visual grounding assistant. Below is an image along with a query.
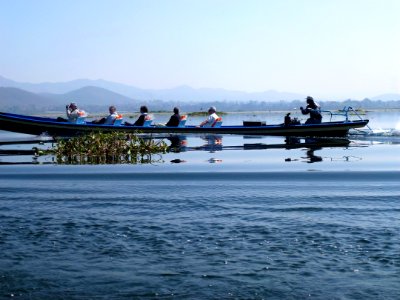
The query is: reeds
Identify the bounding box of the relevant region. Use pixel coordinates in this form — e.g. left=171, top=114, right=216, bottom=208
left=49, top=131, right=168, bottom=164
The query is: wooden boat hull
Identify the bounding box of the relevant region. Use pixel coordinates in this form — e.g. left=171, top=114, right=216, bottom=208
left=0, top=112, right=369, bottom=137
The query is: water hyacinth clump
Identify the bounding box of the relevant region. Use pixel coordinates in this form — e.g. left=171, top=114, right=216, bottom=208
left=52, top=131, right=168, bottom=164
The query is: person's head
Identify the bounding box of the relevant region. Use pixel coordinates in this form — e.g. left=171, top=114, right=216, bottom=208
left=306, top=96, right=314, bottom=104
left=173, top=107, right=179, bottom=114
left=109, top=106, right=116, bottom=114
left=140, top=105, right=148, bottom=114
left=208, top=106, right=216, bottom=114
left=69, top=102, right=78, bottom=110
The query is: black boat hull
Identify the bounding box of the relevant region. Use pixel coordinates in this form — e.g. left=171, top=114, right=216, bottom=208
left=0, top=112, right=369, bottom=137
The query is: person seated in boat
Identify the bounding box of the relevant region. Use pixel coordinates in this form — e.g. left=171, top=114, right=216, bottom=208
left=125, top=105, right=150, bottom=126
left=284, top=113, right=292, bottom=126
left=57, top=102, right=87, bottom=122
left=199, top=106, right=219, bottom=127
left=283, top=113, right=300, bottom=126
left=165, top=107, right=181, bottom=127
left=92, top=106, right=121, bottom=124
left=300, top=96, right=322, bottom=124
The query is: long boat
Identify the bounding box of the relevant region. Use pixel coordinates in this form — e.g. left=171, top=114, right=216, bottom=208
left=0, top=111, right=369, bottom=137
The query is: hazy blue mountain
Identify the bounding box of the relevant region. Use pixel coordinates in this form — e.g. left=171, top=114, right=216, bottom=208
left=0, top=87, right=62, bottom=113
left=0, top=75, right=151, bottom=99
left=0, top=86, right=138, bottom=113
left=370, top=93, right=400, bottom=101
left=2, top=85, right=400, bottom=114
left=2, top=75, right=399, bottom=104
left=0, top=75, right=305, bottom=101
left=147, top=85, right=304, bottom=102
left=43, top=86, right=137, bottom=106
left=0, top=87, right=53, bottom=105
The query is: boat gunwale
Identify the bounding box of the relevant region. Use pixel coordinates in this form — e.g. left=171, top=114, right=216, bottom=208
left=0, top=111, right=369, bottom=137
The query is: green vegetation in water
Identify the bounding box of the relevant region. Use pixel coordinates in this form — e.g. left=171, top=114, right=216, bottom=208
left=187, top=111, right=227, bottom=117
left=43, top=131, right=168, bottom=164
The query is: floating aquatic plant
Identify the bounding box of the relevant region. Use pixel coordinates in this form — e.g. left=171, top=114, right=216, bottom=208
left=47, top=131, right=168, bottom=164
left=187, top=111, right=226, bottom=116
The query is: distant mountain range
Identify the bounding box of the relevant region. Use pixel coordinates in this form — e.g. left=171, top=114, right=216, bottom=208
left=370, top=93, right=400, bottom=101
left=0, top=86, right=139, bottom=113
left=1, top=75, right=400, bottom=113
left=0, top=75, right=306, bottom=102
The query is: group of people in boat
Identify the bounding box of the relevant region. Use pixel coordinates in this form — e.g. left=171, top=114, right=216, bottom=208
left=58, top=103, right=221, bottom=127
left=58, top=96, right=321, bottom=127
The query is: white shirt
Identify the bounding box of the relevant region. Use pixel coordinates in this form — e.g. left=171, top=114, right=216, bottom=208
left=104, top=112, right=119, bottom=124
left=202, top=112, right=219, bottom=127
left=67, top=108, right=86, bottom=122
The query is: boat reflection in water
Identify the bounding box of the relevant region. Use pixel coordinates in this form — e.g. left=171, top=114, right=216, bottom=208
left=167, top=135, right=188, bottom=153
left=284, top=137, right=326, bottom=163
left=166, top=134, right=352, bottom=164
left=168, top=135, right=223, bottom=153
left=0, top=133, right=352, bottom=165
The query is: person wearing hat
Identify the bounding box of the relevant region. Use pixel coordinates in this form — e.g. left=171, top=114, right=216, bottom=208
left=57, top=102, right=87, bottom=122
left=199, top=106, right=219, bottom=127
left=300, top=96, right=322, bottom=124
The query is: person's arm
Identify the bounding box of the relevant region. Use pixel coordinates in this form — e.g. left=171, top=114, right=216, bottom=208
left=300, top=106, right=309, bottom=115
left=200, top=115, right=212, bottom=127
left=199, top=119, right=208, bottom=127
left=66, top=106, right=71, bottom=118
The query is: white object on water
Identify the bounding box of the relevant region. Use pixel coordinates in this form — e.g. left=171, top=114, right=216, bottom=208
left=392, top=130, right=400, bottom=136
left=371, top=128, right=391, bottom=136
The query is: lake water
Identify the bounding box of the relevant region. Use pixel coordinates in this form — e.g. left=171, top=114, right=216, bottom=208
left=1, top=111, right=400, bottom=299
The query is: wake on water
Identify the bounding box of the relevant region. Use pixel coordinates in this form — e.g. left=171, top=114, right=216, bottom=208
left=350, top=121, right=400, bottom=142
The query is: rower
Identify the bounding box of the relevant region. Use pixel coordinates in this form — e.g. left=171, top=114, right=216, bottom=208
left=300, top=96, right=322, bottom=124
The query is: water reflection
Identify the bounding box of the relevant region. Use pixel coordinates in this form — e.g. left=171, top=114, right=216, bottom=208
left=168, top=135, right=223, bottom=153
left=167, top=134, right=350, bottom=152
left=304, top=149, right=323, bottom=163
left=165, top=134, right=354, bottom=164
left=167, top=135, right=188, bottom=152
left=0, top=133, right=356, bottom=165
left=286, top=137, right=322, bottom=163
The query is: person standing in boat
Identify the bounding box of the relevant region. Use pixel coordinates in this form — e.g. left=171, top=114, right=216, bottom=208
left=57, top=102, right=86, bottom=122
left=300, top=96, right=322, bottom=124
left=199, top=106, right=219, bottom=127
left=165, top=107, right=181, bottom=127
left=125, top=105, right=150, bottom=126
left=92, top=106, right=121, bottom=124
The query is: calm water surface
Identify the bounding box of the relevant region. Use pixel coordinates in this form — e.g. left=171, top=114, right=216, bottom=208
left=1, top=111, right=400, bottom=299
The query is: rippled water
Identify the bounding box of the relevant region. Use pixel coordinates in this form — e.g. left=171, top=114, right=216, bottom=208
left=1, top=171, right=399, bottom=299
left=1, top=111, right=400, bottom=299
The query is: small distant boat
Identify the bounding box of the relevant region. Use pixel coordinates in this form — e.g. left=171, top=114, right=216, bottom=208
left=0, top=111, right=369, bottom=138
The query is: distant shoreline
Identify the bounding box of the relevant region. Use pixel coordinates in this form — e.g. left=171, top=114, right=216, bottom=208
left=36, top=108, right=400, bottom=118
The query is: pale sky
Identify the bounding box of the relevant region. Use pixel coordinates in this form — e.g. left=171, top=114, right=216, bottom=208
left=1, top=0, right=399, bottom=99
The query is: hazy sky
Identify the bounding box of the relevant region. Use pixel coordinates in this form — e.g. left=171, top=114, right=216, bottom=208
left=1, top=0, right=399, bottom=99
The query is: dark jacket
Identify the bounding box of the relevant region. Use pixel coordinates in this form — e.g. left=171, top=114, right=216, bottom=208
left=301, top=103, right=322, bottom=124
left=166, top=114, right=181, bottom=127
left=133, top=114, right=146, bottom=126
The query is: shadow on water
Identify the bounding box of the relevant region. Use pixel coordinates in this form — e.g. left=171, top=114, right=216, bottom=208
left=0, top=133, right=361, bottom=165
